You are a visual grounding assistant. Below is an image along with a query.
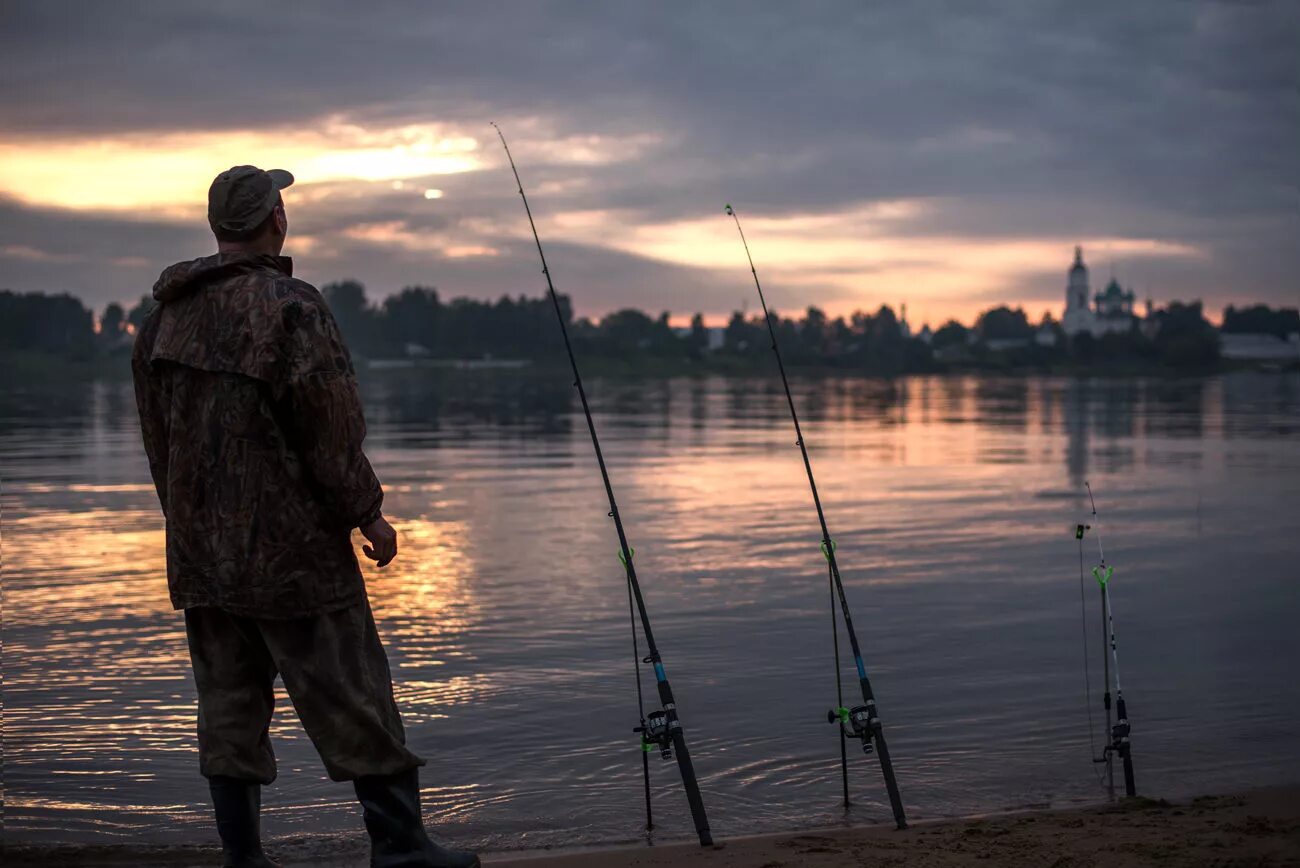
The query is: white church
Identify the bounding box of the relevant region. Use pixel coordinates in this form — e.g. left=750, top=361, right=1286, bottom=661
left=1061, top=246, right=1143, bottom=338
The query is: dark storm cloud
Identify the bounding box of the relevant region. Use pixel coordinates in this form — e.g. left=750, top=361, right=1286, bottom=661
left=1, top=0, right=1295, bottom=316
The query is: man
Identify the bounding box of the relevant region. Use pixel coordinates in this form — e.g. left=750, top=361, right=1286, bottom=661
left=132, top=166, right=479, bottom=868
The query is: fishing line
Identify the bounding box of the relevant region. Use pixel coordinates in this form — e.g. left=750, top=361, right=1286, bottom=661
left=627, top=573, right=652, bottom=831
left=830, top=560, right=849, bottom=808
left=493, top=123, right=713, bottom=846
left=1087, top=485, right=1124, bottom=700
left=724, top=203, right=907, bottom=829
left=1076, top=523, right=1106, bottom=789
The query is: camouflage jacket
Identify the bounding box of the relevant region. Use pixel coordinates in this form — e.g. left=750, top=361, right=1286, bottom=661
left=132, top=252, right=383, bottom=618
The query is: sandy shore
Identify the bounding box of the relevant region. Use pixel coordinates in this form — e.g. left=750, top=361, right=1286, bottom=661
left=489, top=790, right=1300, bottom=868
left=8, top=788, right=1299, bottom=867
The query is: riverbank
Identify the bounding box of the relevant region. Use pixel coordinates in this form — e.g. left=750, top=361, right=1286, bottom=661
left=8, top=788, right=1298, bottom=867
left=6, top=345, right=1287, bottom=386
left=492, top=790, right=1300, bottom=867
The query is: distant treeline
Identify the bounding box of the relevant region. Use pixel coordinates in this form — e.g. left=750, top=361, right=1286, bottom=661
left=2, top=282, right=1297, bottom=378
left=309, top=281, right=1287, bottom=373
left=320, top=280, right=937, bottom=373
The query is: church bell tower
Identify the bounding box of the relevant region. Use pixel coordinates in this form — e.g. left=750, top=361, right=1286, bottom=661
left=1062, top=246, right=1094, bottom=337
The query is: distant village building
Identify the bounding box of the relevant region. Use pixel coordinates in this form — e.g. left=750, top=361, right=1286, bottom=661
left=1219, top=332, right=1300, bottom=363
left=983, top=337, right=1030, bottom=352
left=1061, top=246, right=1140, bottom=338
left=671, top=325, right=726, bottom=352
left=403, top=341, right=431, bottom=357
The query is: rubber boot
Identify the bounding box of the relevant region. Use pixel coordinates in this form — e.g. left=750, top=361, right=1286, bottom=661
left=353, top=768, right=480, bottom=868
left=208, top=776, right=282, bottom=868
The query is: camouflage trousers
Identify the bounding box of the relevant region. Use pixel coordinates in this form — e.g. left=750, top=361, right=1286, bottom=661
left=184, top=601, right=425, bottom=783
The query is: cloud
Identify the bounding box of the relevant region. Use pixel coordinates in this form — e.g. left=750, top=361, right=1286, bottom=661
left=0, top=0, right=1294, bottom=324
left=0, top=121, right=480, bottom=214
left=1, top=244, right=82, bottom=263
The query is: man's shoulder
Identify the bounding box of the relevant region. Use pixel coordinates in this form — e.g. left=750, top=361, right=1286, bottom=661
left=228, top=269, right=323, bottom=312
left=271, top=274, right=324, bottom=304
left=266, top=276, right=343, bottom=338
left=214, top=270, right=332, bottom=335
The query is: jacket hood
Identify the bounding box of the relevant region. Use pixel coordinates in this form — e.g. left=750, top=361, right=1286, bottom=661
left=152, top=253, right=292, bottom=303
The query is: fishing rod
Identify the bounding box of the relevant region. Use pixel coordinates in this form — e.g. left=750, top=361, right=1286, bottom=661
left=492, top=123, right=713, bottom=847
left=1074, top=515, right=1111, bottom=796
left=723, top=203, right=907, bottom=829
left=1074, top=482, right=1136, bottom=798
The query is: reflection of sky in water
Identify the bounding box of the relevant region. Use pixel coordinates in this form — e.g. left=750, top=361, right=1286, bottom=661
left=4, top=373, right=1299, bottom=851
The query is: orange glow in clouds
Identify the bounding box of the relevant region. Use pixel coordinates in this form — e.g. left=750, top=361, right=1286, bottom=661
left=0, top=118, right=481, bottom=215
left=0, top=116, right=1205, bottom=324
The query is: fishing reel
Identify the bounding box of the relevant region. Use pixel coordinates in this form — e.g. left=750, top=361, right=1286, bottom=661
left=1099, top=718, right=1131, bottom=761
left=1109, top=696, right=1132, bottom=757
left=827, top=704, right=877, bottom=755
left=634, top=709, right=677, bottom=761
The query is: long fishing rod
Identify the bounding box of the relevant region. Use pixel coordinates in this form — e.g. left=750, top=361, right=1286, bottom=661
left=723, top=203, right=907, bottom=829
left=1074, top=517, right=1112, bottom=796
left=493, top=123, right=712, bottom=847
left=1079, top=482, right=1136, bottom=797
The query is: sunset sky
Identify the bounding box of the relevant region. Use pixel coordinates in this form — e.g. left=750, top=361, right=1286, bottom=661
left=2, top=1, right=1295, bottom=327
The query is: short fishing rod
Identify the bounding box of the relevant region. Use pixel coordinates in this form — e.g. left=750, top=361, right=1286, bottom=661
left=723, top=203, right=907, bottom=829
left=1077, top=482, right=1136, bottom=797
left=493, top=123, right=713, bottom=847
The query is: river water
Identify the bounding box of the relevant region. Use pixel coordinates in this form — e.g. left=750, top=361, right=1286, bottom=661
left=4, top=371, right=1299, bottom=852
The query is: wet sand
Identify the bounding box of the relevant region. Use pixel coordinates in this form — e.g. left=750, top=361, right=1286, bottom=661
left=8, top=788, right=1299, bottom=867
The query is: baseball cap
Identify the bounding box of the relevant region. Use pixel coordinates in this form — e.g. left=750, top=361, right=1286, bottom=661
left=207, top=165, right=295, bottom=235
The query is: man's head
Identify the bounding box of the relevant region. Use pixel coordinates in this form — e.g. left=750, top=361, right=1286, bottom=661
left=208, top=166, right=294, bottom=255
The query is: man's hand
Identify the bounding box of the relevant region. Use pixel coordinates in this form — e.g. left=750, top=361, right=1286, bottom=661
left=360, top=514, right=398, bottom=568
